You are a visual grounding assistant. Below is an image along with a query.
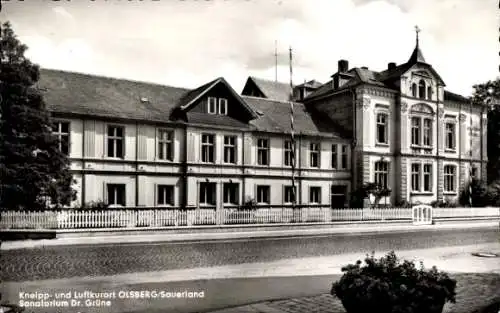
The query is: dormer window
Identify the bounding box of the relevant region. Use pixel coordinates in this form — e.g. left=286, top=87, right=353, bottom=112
left=411, top=83, right=417, bottom=97
left=427, top=86, right=432, bottom=100
left=208, top=97, right=217, bottom=114
left=219, top=98, right=228, bottom=115
left=207, top=97, right=228, bottom=115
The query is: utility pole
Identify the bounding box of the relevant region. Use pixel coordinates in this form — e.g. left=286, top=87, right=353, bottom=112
left=275, top=40, right=278, bottom=83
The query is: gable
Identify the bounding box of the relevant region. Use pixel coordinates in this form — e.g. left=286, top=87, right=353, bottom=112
left=184, top=81, right=256, bottom=124
left=403, top=64, right=445, bottom=87
left=241, top=78, right=265, bottom=98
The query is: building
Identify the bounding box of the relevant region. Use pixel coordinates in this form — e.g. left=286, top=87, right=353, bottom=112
left=41, top=32, right=485, bottom=209
left=299, top=34, right=487, bottom=206
left=41, top=70, right=351, bottom=210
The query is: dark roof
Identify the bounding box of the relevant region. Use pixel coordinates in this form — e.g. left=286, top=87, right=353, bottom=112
left=38, top=69, right=347, bottom=137
left=444, top=90, right=470, bottom=103
left=305, top=43, right=447, bottom=101
left=246, top=76, right=292, bottom=102
left=243, top=96, right=345, bottom=138
left=408, top=43, right=426, bottom=64
left=296, top=80, right=322, bottom=89
left=305, top=69, right=374, bottom=100
left=39, top=68, right=189, bottom=122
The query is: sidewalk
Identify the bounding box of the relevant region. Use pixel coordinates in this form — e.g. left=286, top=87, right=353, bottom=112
left=1, top=220, right=497, bottom=250
left=206, top=243, right=500, bottom=313
left=1, top=243, right=498, bottom=313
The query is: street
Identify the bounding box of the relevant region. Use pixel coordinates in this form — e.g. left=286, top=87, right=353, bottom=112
left=1, top=227, right=498, bottom=282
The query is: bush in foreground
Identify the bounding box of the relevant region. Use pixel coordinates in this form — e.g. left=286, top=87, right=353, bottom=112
left=331, top=251, right=457, bottom=313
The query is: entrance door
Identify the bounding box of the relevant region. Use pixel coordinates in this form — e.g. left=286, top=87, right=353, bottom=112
left=330, top=185, right=347, bottom=208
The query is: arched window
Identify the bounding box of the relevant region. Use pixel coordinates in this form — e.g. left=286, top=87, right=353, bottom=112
left=418, top=80, right=426, bottom=99
left=411, top=83, right=417, bottom=97
left=427, top=86, right=432, bottom=100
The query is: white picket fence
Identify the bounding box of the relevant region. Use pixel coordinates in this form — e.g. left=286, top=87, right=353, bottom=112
left=0, top=207, right=498, bottom=230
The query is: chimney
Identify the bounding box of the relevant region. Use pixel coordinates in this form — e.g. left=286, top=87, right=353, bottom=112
left=338, top=59, right=349, bottom=73
left=388, top=62, right=396, bottom=70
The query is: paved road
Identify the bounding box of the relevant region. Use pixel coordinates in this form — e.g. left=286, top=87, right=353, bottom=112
left=1, top=227, right=498, bottom=282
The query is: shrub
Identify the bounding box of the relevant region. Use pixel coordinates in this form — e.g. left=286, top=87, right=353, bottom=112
left=395, top=200, right=412, bottom=208
left=430, top=200, right=457, bottom=208
left=240, top=198, right=258, bottom=210
left=459, top=179, right=488, bottom=207
left=331, top=251, right=456, bottom=313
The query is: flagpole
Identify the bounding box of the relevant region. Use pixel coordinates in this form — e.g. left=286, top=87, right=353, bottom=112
left=289, top=46, right=296, bottom=217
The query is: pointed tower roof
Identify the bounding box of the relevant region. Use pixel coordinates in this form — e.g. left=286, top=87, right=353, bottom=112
left=408, top=25, right=426, bottom=64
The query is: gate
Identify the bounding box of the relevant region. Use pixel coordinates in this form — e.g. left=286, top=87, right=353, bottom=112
left=412, top=204, right=433, bottom=225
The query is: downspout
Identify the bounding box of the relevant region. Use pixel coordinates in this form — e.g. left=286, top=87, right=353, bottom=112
left=298, top=133, right=302, bottom=205
left=480, top=104, right=484, bottom=180
left=349, top=88, right=357, bottom=204
left=436, top=86, right=440, bottom=203
left=82, top=119, right=86, bottom=207
left=241, top=130, right=246, bottom=205
left=135, top=121, right=139, bottom=207
left=182, top=123, right=188, bottom=210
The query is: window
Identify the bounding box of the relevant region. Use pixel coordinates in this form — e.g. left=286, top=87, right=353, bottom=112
left=208, top=97, right=217, bottom=114
left=157, top=185, right=174, bottom=206
left=411, top=163, right=433, bottom=192
left=376, top=113, right=388, bottom=144
left=284, top=140, right=294, bottom=166
left=199, top=182, right=216, bottom=205
left=309, top=187, right=321, bottom=204
left=423, top=118, right=432, bottom=146
left=309, top=142, right=320, bottom=168
left=341, top=145, right=348, bottom=169
left=445, top=123, right=456, bottom=150
left=257, top=138, right=269, bottom=165
left=411, top=163, right=421, bottom=191
left=411, top=117, right=421, bottom=146
left=423, top=164, right=432, bottom=192
left=52, top=121, right=70, bottom=155
left=411, top=117, right=433, bottom=147
left=223, top=183, right=239, bottom=205
left=418, top=79, right=426, bottom=99
left=374, top=161, right=389, bottom=189
left=201, top=134, right=215, bottom=163
left=331, top=144, right=338, bottom=169
left=444, top=165, right=457, bottom=193
left=219, top=98, right=228, bottom=115
left=411, top=83, right=417, bottom=97
left=427, top=86, right=432, bottom=100
left=256, top=185, right=270, bottom=204
left=157, top=129, right=174, bottom=161
left=207, top=97, right=228, bottom=115
left=107, top=184, right=125, bottom=206
left=223, top=136, right=236, bottom=164
left=107, top=125, right=124, bottom=158
left=284, top=186, right=296, bottom=204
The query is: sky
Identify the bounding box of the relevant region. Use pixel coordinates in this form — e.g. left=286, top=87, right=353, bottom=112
left=1, top=0, right=498, bottom=97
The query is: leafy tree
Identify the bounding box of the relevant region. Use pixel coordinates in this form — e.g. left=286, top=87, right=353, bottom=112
left=0, top=21, right=75, bottom=210
left=458, top=178, right=488, bottom=207
left=471, top=78, right=500, bottom=183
